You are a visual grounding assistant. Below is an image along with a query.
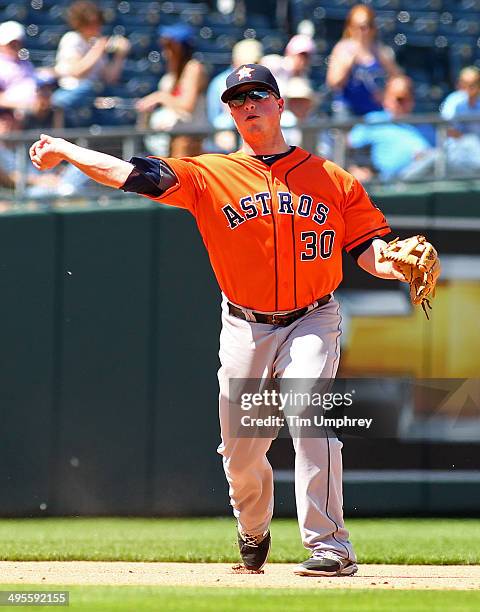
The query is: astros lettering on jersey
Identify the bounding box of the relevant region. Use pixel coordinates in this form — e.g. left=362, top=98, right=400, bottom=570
left=149, top=147, right=390, bottom=312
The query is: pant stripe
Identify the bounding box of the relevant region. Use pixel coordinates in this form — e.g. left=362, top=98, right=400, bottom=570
left=324, top=433, right=351, bottom=560
left=323, top=301, right=350, bottom=560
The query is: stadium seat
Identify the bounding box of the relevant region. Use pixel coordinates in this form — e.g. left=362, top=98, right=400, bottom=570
left=26, top=4, right=68, bottom=25
left=371, top=0, right=401, bottom=8
left=26, top=25, right=68, bottom=51
left=449, top=42, right=476, bottom=81
left=376, top=11, right=397, bottom=37
left=123, top=75, right=158, bottom=95
left=28, top=49, right=56, bottom=66
left=443, top=0, right=480, bottom=11
left=400, top=0, right=442, bottom=9
left=126, top=28, right=158, bottom=59
left=0, top=2, right=29, bottom=23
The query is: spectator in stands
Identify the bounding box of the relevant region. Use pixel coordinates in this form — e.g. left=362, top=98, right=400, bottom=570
left=136, top=24, right=207, bottom=158
left=22, top=73, right=62, bottom=131
left=348, top=75, right=437, bottom=182
left=53, top=1, right=130, bottom=127
left=327, top=4, right=400, bottom=118
left=281, top=77, right=317, bottom=145
left=0, top=109, right=89, bottom=196
left=0, top=21, right=37, bottom=112
left=207, top=39, right=264, bottom=130
left=440, top=66, right=480, bottom=176
left=441, top=66, right=480, bottom=138
left=282, top=77, right=331, bottom=157
left=262, top=34, right=316, bottom=94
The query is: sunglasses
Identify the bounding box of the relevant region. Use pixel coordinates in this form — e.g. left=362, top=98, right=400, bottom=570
left=227, top=89, right=274, bottom=107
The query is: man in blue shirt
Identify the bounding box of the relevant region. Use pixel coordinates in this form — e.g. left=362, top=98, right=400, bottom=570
left=348, top=75, right=437, bottom=182
left=440, top=66, right=480, bottom=138
left=439, top=66, right=480, bottom=175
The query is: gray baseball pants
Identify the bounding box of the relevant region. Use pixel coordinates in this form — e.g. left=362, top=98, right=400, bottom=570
left=217, top=295, right=356, bottom=561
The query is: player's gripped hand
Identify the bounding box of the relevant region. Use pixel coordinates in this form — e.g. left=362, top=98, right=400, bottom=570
left=29, top=134, right=66, bottom=171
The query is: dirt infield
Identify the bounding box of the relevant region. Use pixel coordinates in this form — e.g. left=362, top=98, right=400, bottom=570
left=0, top=562, right=479, bottom=590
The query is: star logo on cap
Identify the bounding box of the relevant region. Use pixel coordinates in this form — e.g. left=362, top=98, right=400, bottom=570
left=236, top=66, right=254, bottom=80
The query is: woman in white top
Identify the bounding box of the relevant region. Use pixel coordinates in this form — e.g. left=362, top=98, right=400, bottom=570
left=136, top=24, right=207, bottom=158
left=53, top=0, right=129, bottom=126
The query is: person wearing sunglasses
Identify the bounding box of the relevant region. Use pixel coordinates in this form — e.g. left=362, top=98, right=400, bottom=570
left=348, top=75, right=439, bottom=182
left=227, top=88, right=277, bottom=106
left=30, top=63, right=408, bottom=578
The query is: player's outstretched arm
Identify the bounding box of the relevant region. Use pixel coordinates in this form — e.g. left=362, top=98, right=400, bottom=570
left=357, top=239, right=407, bottom=281
left=29, top=134, right=134, bottom=189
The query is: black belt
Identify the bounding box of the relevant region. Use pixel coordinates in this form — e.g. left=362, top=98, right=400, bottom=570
left=228, top=295, right=331, bottom=327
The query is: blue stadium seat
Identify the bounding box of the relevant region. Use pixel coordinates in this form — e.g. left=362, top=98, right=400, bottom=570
left=126, top=28, right=158, bottom=58
left=114, top=1, right=163, bottom=28
left=261, top=33, right=287, bottom=55
left=193, top=50, right=231, bottom=72
left=203, top=11, right=238, bottom=27
left=241, top=26, right=281, bottom=45
left=200, top=22, right=242, bottom=39
left=26, top=3, right=68, bottom=25
left=443, top=0, right=480, bottom=11
left=323, top=0, right=356, bottom=9
left=122, top=57, right=163, bottom=81
left=26, top=25, right=68, bottom=51
left=310, top=56, right=329, bottom=82
left=246, top=13, right=274, bottom=29
left=396, top=40, right=450, bottom=86
left=449, top=42, right=476, bottom=81
left=314, top=16, right=345, bottom=49
left=376, top=11, right=397, bottom=37
left=395, top=10, right=442, bottom=33
left=0, top=1, right=29, bottom=23
left=371, top=0, right=401, bottom=9
left=453, top=16, right=480, bottom=37
left=28, top=49, right=56, bottom=66
left=159, top=1, right=209, bottom=20
left=400, top=0, right=442, bottom=9
left=124, top=74, right=159, bottom=96
left=195, top=35, right=224, bottom=53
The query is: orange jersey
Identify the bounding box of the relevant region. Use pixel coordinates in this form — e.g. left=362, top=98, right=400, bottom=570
left=146, top=147, right=390, bottom=312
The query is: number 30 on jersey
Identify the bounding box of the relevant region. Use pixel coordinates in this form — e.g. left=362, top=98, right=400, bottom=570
left=300, top=230, right=335, bottom=261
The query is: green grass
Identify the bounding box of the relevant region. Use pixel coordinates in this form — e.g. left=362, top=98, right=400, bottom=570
left=1, top=586, right=480, bottom=612
left=0, top=518, right=479, bottom=565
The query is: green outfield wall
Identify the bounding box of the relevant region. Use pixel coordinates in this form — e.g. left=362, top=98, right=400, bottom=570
left=0, top=183, right=479, bottom=517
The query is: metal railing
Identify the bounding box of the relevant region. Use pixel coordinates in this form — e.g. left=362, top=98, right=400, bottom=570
left=1, top=112, right=480, bottom=202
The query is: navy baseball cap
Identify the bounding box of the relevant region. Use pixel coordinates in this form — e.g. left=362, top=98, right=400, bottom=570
left=221, top=64, right=281, bottom=103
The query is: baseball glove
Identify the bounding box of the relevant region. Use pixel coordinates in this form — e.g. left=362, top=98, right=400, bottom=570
left=380, top=235, right=440, bottom=319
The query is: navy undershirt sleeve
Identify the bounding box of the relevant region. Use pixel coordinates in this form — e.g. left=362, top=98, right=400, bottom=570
left=349, top=235, right=386, bottom=261
left=121, top=157, right=178, bottom=197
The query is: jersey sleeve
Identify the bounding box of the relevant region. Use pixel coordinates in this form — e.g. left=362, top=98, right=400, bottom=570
left=342, top=179, right=391, bottom=252
left=121, top=157, right=177, bottom=197
left=139, top=156, right=207, bottom=214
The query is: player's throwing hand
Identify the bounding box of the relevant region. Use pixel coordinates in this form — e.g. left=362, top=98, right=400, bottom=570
left=29, top=134, right=65, bottom=171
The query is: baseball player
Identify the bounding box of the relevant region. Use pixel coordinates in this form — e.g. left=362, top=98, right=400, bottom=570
left=30, top=64, right=438, bottom=576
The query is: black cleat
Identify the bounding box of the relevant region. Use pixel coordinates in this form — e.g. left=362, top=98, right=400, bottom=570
left=237, top=530, right=271, bottom=571
left=294, top=551, right=358, bottom=577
